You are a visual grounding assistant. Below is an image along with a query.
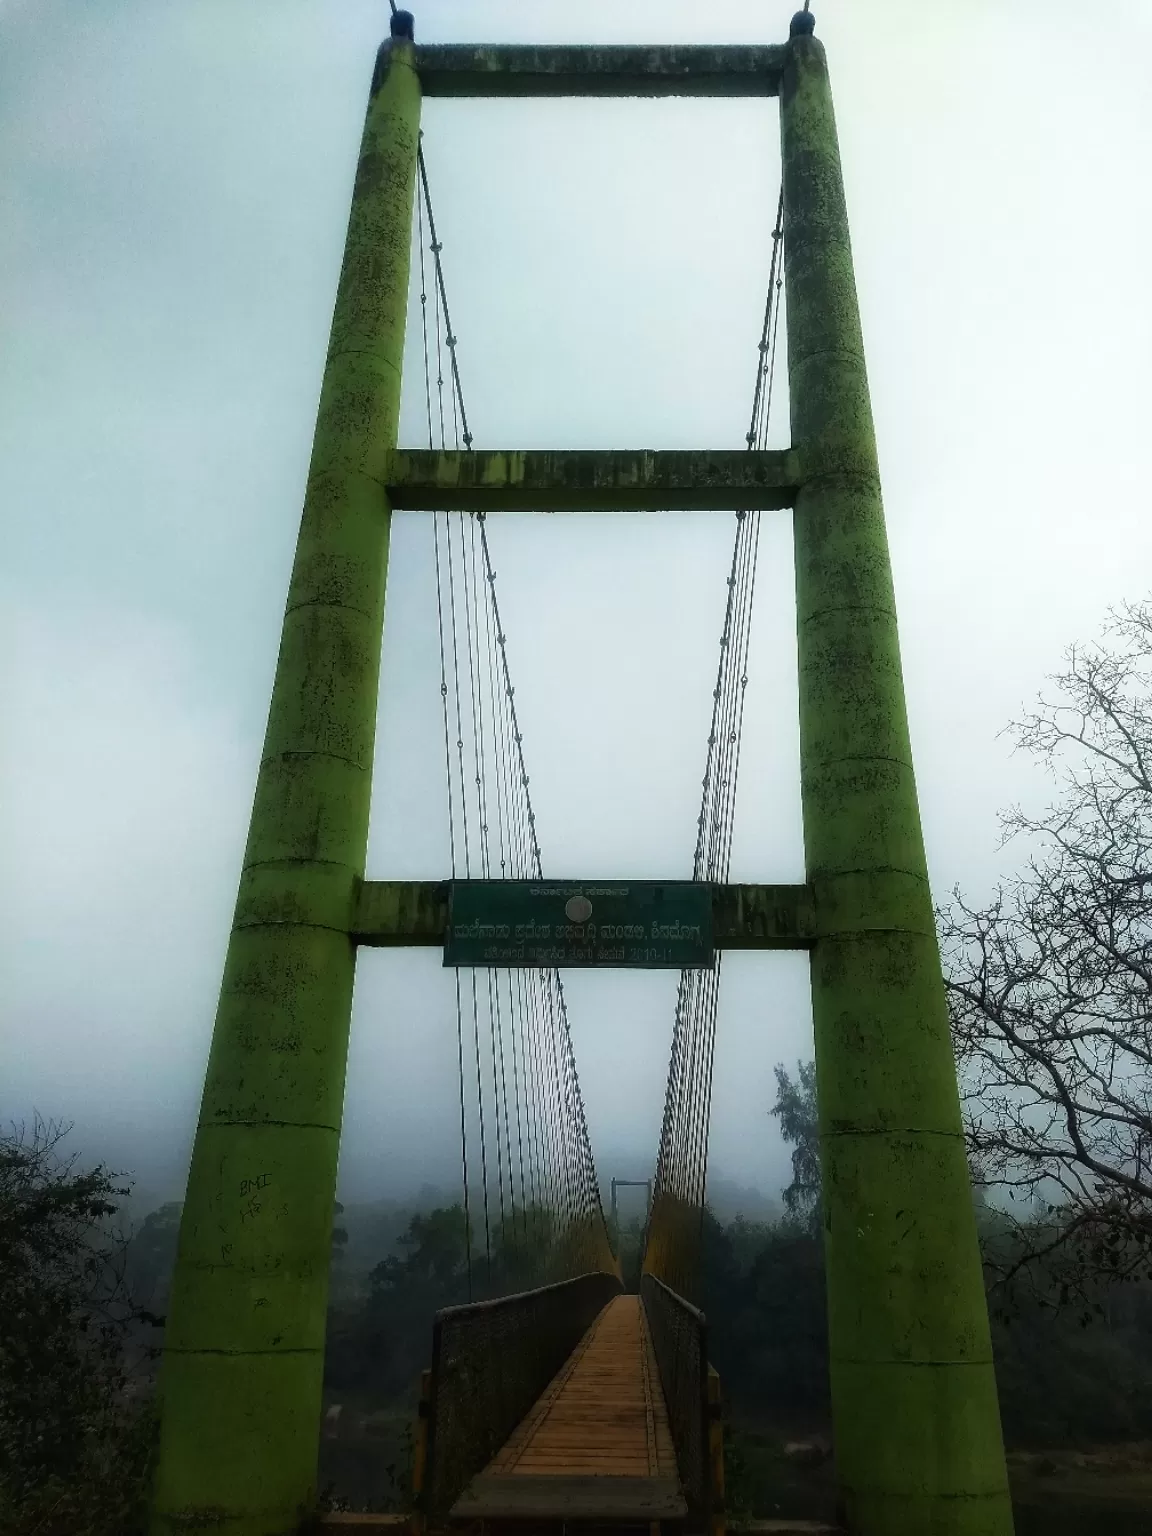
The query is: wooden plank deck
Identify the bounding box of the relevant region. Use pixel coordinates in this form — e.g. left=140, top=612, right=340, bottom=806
left=451, top=1295, right=686, bottom=1522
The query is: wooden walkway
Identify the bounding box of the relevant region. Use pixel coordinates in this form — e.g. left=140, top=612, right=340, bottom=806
left=451, top=1295, right=686, bottom=1523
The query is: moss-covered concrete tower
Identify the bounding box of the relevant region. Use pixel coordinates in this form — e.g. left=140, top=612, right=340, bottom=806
left=782, top=11, right=1013, bottom=1533
left=150, top=14, right=421, bottom=1534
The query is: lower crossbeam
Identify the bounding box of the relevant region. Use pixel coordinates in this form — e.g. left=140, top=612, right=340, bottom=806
left=352, top=880, right=815, bottom=952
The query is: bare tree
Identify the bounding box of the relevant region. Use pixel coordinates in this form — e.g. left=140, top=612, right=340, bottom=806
left=940, top=601, right=1152, bottom=1304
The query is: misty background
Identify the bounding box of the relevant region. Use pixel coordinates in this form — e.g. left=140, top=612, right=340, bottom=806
left=2, top=0, right=1151, bottom=1218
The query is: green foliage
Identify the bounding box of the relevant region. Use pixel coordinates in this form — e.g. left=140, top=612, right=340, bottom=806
left=332, top=1200, right=349, bottom=1260
left=611, top=1215, right=645, bottom=1292
left=771, top=1059, right=822, bottom=1237
left=325, top=1201, right=580, bottom=1400
left=764, top=1057, right=1152, bottom=1444
left=326, top=1204, right=473, bottom=1399
left=722, top=1424, right=836, bottom=1526
left=705, top=1194, right=1152, bottom=1452
left=0, top=1119, right=158, bottom=1536
left=124, top=1200, right=181, bottom=1314
left=318, top=1414, right=415, bottom=1515
left=702, top=1209, right=830, bottom=1424
left=490, top=1204, right=564, bottom=1291
left=990, top=1277, right=1152, bottom=1447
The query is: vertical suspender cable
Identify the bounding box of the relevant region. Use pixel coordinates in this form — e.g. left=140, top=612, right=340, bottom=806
left=646, top=187, right=786, bottom=1301
left=418, top=139, right=611, bottom=1294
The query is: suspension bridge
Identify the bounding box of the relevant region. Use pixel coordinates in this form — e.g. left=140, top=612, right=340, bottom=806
left=149, top=10, right=1015, bottom=1536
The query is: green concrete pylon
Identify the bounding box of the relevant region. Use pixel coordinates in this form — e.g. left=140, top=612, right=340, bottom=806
left=150, top=21, right=421, bottom=1536
left=781, top=20, right=1014, bottom=1536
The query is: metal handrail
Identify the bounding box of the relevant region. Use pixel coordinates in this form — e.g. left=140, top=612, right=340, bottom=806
left=423, top=1269, right=621, bottom=1517
left=641, top=1271, right=713, bottom=1520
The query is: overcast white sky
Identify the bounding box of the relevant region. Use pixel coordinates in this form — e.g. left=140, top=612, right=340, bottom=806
left=2, top=0, right=1151, bottom=1214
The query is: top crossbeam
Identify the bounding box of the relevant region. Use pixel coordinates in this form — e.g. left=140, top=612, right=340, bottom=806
left=385, top=449, right=801, bottom=513
left=414, top=44, right=786, bottom=98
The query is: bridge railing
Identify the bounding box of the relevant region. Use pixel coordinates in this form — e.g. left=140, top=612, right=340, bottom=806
left=641, top=1271, right=720, bottom=1525
left=422, top=1270, right=622, bottom=1518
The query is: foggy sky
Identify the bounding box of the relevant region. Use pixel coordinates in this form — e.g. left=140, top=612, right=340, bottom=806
left=3, top=0, right=1151, bottom=1215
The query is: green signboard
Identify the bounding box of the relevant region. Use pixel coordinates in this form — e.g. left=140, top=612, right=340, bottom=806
left=444, top=880, right=715, bottom=969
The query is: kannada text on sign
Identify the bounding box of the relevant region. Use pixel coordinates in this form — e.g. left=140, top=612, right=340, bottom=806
left=444, top=882, right=714, bottom=969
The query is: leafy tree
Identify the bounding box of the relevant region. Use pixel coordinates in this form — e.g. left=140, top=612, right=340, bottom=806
left=940, top=601, right=1152, bottom=1303
left=703, top=1201, right=1152, bottom=1454
left=612, top=1214, right=645, bottom=1293
left=332, top=1200, right=349, bottom=1260
left=326, top=1205, right=473, bottom=1399
left=369, top=1204, right=471, bottom=1297
left=325, top=1200, right=576, bottom=1402
left=0, top=1118, right=157, bottom=1536
left=771, top=1060, right=821, bottom=1236
left=702, top=1207, right=830, bottom=1433
left=124, top=1200, right=181, bottom=1314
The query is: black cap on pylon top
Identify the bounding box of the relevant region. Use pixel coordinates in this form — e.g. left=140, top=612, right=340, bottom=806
left=790, top=7, right=816, bottom=36
left=390, top=9, right=415, bottom=40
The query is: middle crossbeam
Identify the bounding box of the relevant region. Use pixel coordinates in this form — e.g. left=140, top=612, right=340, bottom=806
left=384, top=448, right=801, bottom=513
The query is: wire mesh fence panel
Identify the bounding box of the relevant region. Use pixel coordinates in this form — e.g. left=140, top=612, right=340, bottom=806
left=642, top=1271, right=709, bottom=1516
left=425, top=1270, right=621, bottom=1517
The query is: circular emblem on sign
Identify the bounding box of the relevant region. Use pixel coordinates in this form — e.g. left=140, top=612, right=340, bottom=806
left=565, top=895, right=593, bottom=923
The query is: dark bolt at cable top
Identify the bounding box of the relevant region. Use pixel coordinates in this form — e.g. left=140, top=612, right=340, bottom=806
left=390, top=9, right=415, bottom=41
left=790, top=9, right=816, bottom=36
